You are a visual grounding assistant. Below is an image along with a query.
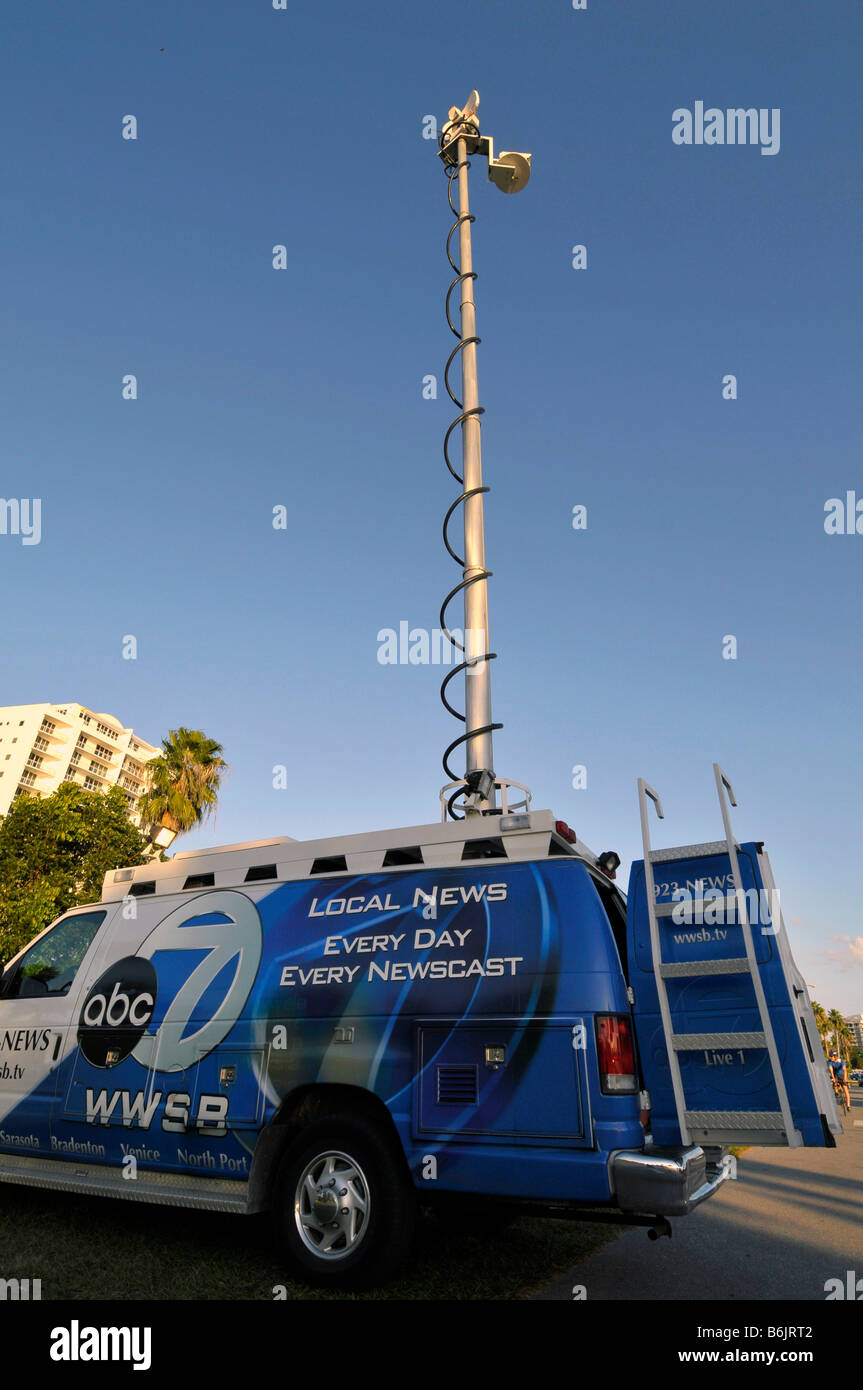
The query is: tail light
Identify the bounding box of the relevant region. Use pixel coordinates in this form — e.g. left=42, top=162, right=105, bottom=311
left=595, top=1014, right=637, bottom=1094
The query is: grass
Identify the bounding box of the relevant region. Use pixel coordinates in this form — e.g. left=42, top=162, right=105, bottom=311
left=0, top=1184, right=625, bottom=1301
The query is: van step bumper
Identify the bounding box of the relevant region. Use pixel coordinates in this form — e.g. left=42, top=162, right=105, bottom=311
left=610, top=1144, right=732, bottom=1217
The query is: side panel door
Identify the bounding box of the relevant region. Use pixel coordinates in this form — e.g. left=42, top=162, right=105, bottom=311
left=416, top=1019, right=591, bottom=1146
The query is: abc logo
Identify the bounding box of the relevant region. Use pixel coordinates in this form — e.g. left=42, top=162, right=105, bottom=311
left=132, top=891, right=262, bottom=1073
left=78, top=957, right=158, bottom=1067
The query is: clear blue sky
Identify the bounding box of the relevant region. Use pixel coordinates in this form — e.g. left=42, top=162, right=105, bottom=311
left=1, top=1, right=860, bottom=1013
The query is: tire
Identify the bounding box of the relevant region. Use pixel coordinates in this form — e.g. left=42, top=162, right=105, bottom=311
left=275, top=1113, right=416, bottom=1289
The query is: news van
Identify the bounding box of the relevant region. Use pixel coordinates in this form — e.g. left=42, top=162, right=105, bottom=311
left=0, top=769, right=840, bottom=1287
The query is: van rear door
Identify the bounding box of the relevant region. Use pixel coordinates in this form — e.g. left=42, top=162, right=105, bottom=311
left=626, top=768, right=840, bottom=1149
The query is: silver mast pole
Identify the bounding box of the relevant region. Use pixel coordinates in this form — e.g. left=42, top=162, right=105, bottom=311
left=439, top=93, right=531, bottom=819
left=455, top=134, right=495, bottom=807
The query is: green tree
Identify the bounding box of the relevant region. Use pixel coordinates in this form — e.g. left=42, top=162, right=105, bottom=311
left=827, top=1008, right=853, bottom=1060
left=0, top=784, right=148, bottom=964
left=137, top=728, right=227, bottom=840
left=812, top=1000, right=829, bottom=1056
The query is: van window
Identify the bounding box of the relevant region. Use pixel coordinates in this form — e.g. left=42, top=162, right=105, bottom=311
left=589, top=873, right=629, bottom=983
left=2, top=910, right=106, bottom=1000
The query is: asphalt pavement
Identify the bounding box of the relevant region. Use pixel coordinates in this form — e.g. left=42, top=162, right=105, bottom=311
left=532, top=1089, right=863, bottom=1300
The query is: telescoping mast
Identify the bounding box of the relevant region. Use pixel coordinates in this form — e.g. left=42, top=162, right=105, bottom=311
left=436, top=90, right=533, bottom=823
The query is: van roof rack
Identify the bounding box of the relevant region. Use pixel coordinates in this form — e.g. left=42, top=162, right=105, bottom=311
left=102, top=811, right=597, bottom=902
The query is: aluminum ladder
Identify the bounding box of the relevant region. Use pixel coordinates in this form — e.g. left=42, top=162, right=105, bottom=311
left=637, top=764, right=801, bottom=1147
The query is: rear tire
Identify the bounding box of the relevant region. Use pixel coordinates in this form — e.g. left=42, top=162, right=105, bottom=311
left=275, top=1113, right=416, bottom=1290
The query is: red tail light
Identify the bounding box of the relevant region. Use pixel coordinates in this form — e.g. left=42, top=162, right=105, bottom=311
left=595, top=1014, right=637, bottom=1094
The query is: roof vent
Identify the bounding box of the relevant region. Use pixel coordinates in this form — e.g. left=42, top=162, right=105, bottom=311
left=310, top=855, right=348, bottom=875
left=129, top=881, right=156, bottom=897
left=244, top=863, right=278, bottom=883
left=548, top=836, right=572, bottom=856
left=382, top=846, right=424, bottom=867
left=183, top=873, right=215, bottom=890
left=461, top=837, right=507, bottom=861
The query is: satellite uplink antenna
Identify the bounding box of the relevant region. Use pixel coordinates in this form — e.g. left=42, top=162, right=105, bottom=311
left=436, top=93, right=533, bottom=822
left=440, top=91, right=532, bottom=193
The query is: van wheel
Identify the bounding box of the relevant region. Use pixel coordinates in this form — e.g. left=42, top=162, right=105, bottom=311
left=276, top=1114, right=416, bottom=1289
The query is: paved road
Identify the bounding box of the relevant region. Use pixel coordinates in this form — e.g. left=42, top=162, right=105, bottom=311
left=533, top=1090, right=863, bottom=1301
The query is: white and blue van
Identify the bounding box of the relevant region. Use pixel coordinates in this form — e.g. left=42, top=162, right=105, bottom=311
left=0, top=772, right=840, bottom=1287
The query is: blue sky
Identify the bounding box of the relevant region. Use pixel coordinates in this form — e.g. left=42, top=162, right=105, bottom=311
left=1, top=0, right=861, bottom=1012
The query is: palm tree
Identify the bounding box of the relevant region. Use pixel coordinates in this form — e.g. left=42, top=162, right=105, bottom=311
left=137, top=729, right=228, bottom=841
left=812, top=1001, right=829, bottom=1056
left=827, top=1009, right=852, bottom=1060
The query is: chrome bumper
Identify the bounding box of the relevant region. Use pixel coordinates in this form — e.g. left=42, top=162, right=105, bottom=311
left=610, top=1145, right=732, bottom=1217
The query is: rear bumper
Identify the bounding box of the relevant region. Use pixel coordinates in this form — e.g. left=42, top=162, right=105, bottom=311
left=610, top=1144, right=732, bottom=1217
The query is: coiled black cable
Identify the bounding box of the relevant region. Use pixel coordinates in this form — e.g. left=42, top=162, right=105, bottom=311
left=439, top=150, right=502, bottom=820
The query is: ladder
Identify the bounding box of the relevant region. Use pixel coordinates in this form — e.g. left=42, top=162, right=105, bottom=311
left=637, top=764, right=801, bottom=1147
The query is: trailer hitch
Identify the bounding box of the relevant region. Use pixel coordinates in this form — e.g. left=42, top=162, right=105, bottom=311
left=647, top=1217, right=673, bottom=1241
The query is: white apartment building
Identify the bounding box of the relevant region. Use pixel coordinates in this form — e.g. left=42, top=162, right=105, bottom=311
left=0, top=702, right=159, bottom=825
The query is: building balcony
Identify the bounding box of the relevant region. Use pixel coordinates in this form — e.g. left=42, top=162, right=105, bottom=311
left=42, top=711, right=74, bottom=731
left=76, top=740, right=115, bottom=767
left=38, top=724, right=71, bottom=745
left=21, top=762, right=52, bottom=781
